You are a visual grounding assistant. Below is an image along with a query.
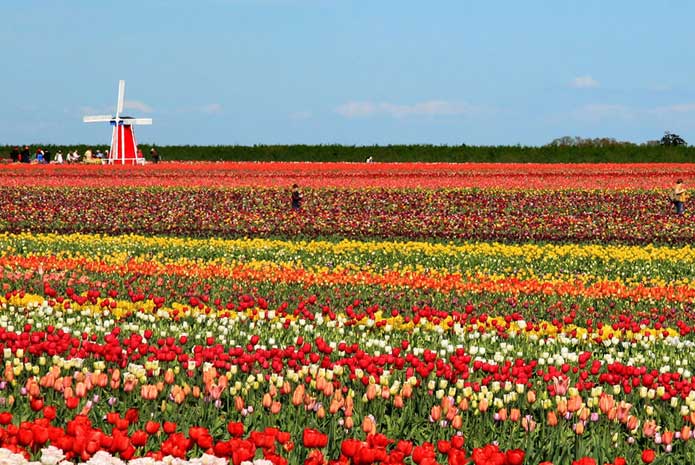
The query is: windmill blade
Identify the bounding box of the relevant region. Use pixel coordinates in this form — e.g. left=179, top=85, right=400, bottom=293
left=116, top=80, right=126, bottom=115
left=83, top=115, right=113, bottom=123
left=128, top=118, right=153, bottom=125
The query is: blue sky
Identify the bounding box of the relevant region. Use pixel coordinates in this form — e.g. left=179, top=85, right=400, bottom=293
left=2, top=0, right=694, bottom=146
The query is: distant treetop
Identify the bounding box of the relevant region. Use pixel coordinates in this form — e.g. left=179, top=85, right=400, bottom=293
left=660, top=131, right=687, bottom=147
left=546, top=136, right=634, bottom=147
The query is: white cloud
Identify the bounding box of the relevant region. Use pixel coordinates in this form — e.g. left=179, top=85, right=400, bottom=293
left=335, top=100, right=475, bottom=118
left=124, top=100, right=153, bottom=113
left=290, top=110, right=312, bottom=120
left=335, top=101, right=378, bottom=118
left=650, top=103, right=695, bottom=115
left=80, top=106, right=111, bottom=117
left=574, top=103, right=632, bottom=122
left=570, top=76, right=600, bottom=88
left=201, top=103, right=223, bottom=114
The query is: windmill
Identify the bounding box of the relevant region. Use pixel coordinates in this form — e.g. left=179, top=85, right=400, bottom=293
left=83, top=80, right=152, bottom=165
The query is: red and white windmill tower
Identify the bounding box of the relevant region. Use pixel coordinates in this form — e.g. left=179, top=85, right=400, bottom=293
left=83, top=80, right=152, bottom=165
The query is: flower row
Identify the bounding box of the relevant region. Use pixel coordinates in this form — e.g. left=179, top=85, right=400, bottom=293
left=0, top=188, right=691, bottom=244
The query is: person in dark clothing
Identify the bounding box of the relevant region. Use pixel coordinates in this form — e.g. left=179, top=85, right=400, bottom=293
left=21, top=146, right=31, bottom=163
left=10, top=146, right=19, bottom=162
left=291, top=184, right=302, bottom=210
left=43, top=149, right=52, bottom=164
left=150, top=147, right=160, bottom=163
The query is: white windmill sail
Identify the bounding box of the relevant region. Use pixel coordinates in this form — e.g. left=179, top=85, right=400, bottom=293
left=127, top=118, right=153, bottom=125
left=83, top=115, right=113, bottom=123
left=116, top=80, right=125, bottom=117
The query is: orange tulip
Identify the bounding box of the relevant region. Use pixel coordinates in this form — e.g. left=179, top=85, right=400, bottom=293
left=509, top=408, right=521, bottom=422
left=344, top=417, right=354, bottom=430
left=393, top=395, right=404, bottom=409
left=556, top=398, right=568, bottom=415
left=478, top=398, right=489, bottom=412
left=366, top=384, right=377, bottom=401
left=599, top=393, right=615, bottom=414
left=643, top=420, right=657, bottom=437
left=381, top=386, right=390, bottom=399
left=4, top=365, right=14, bottom=382
left=616, top=401, right=632, bottom=423
left=270, top=401, right=282, bottom=414
left=567, top=395, right=582, bottom=413
left=75, top=382, right=87, bottom=398
left=96, top=373, right=108, bottom=388
left=451, top=415, right=463, bottom=430
left=574, top=421, right=584, bottom=435
left=401, top=383, right=413, bottom=398
left=662, top=430, right=674, bottom=445
left=430, top=406, right=442, bottom=421
left=234, top=395, right=244, bottom=412
left=497, top=408, right=508, bottom=421
left=445, top=406, right=458, bottom=421
left=625, top=415, right=639, bottom=432
left=316, top=376, right=326, bottom=391
left=27, top=380, right=41, bottom=398
left=172, top=387, right=186, bottom=404
left=547, top=411, right=558, bottom=427
left=680, top=425, right=691, bottom=441
left=362, top=416, right=376, bottom=434
left=262, top=393, right=273, bottom=409
left=526, top=390, right=536, bottom=404
left=292, top=385, right=305, bottom=406
left=521, top=415, right=536, bottom=432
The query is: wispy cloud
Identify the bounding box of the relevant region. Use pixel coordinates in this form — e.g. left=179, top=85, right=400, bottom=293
left=290, top=111, right=312, bottom=120
left=570, top=76, right=600, bottom=89
left=201, top=103, right=223, bottom=114
left=124, top=100, right=153, bottom=113
left=571, top=102, right=695, bottom=124
left=335, top=100, right=478, bottom=118
left=574, top=103, right=632, bottom=122
left=80, top=106, right=111, bottom=117
left=650, top=103, right=695, bottom=115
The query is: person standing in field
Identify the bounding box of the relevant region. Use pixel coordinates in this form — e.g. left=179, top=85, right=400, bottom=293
left=21, top=146, right=31, bottom=163
left=291, top=184, right=303, bottom=211
left=150, top=147, right=160, bottom=163
left=10, top=146, right=19, bottom=162
left=671, top=179, right=687, bottom=215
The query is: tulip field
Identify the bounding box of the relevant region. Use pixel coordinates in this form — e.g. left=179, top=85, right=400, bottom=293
left=0, top=162, right=694, bottom=465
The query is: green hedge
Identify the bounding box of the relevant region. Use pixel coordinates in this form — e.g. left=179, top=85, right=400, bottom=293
left=3, top=144, right=694, bottom=163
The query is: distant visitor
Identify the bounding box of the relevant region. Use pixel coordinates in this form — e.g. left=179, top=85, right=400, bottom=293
left=671, top=179, right=687, bottom=215
left=291, top=184, right=303, bottom=210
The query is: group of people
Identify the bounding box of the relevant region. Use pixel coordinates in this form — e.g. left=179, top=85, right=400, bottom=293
left=8, top=146, right=160, bottom=164
left=9, top=146, right=103, bottom=164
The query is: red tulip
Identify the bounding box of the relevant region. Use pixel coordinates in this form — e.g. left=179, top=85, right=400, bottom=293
left=505, top=449, right=525, bottom=465
left=131, top=430, right=148, bottom=447
left=145, top=421, right=160, bottom=435
left=227, top=421, right=244, bottom=437
left=302, top=428, right=328, bottom=448
left=641, top=450, right=656, bottom=464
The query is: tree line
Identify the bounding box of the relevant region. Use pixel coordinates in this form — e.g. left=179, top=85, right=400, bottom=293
left=1, top=141, right=692, bottom=163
